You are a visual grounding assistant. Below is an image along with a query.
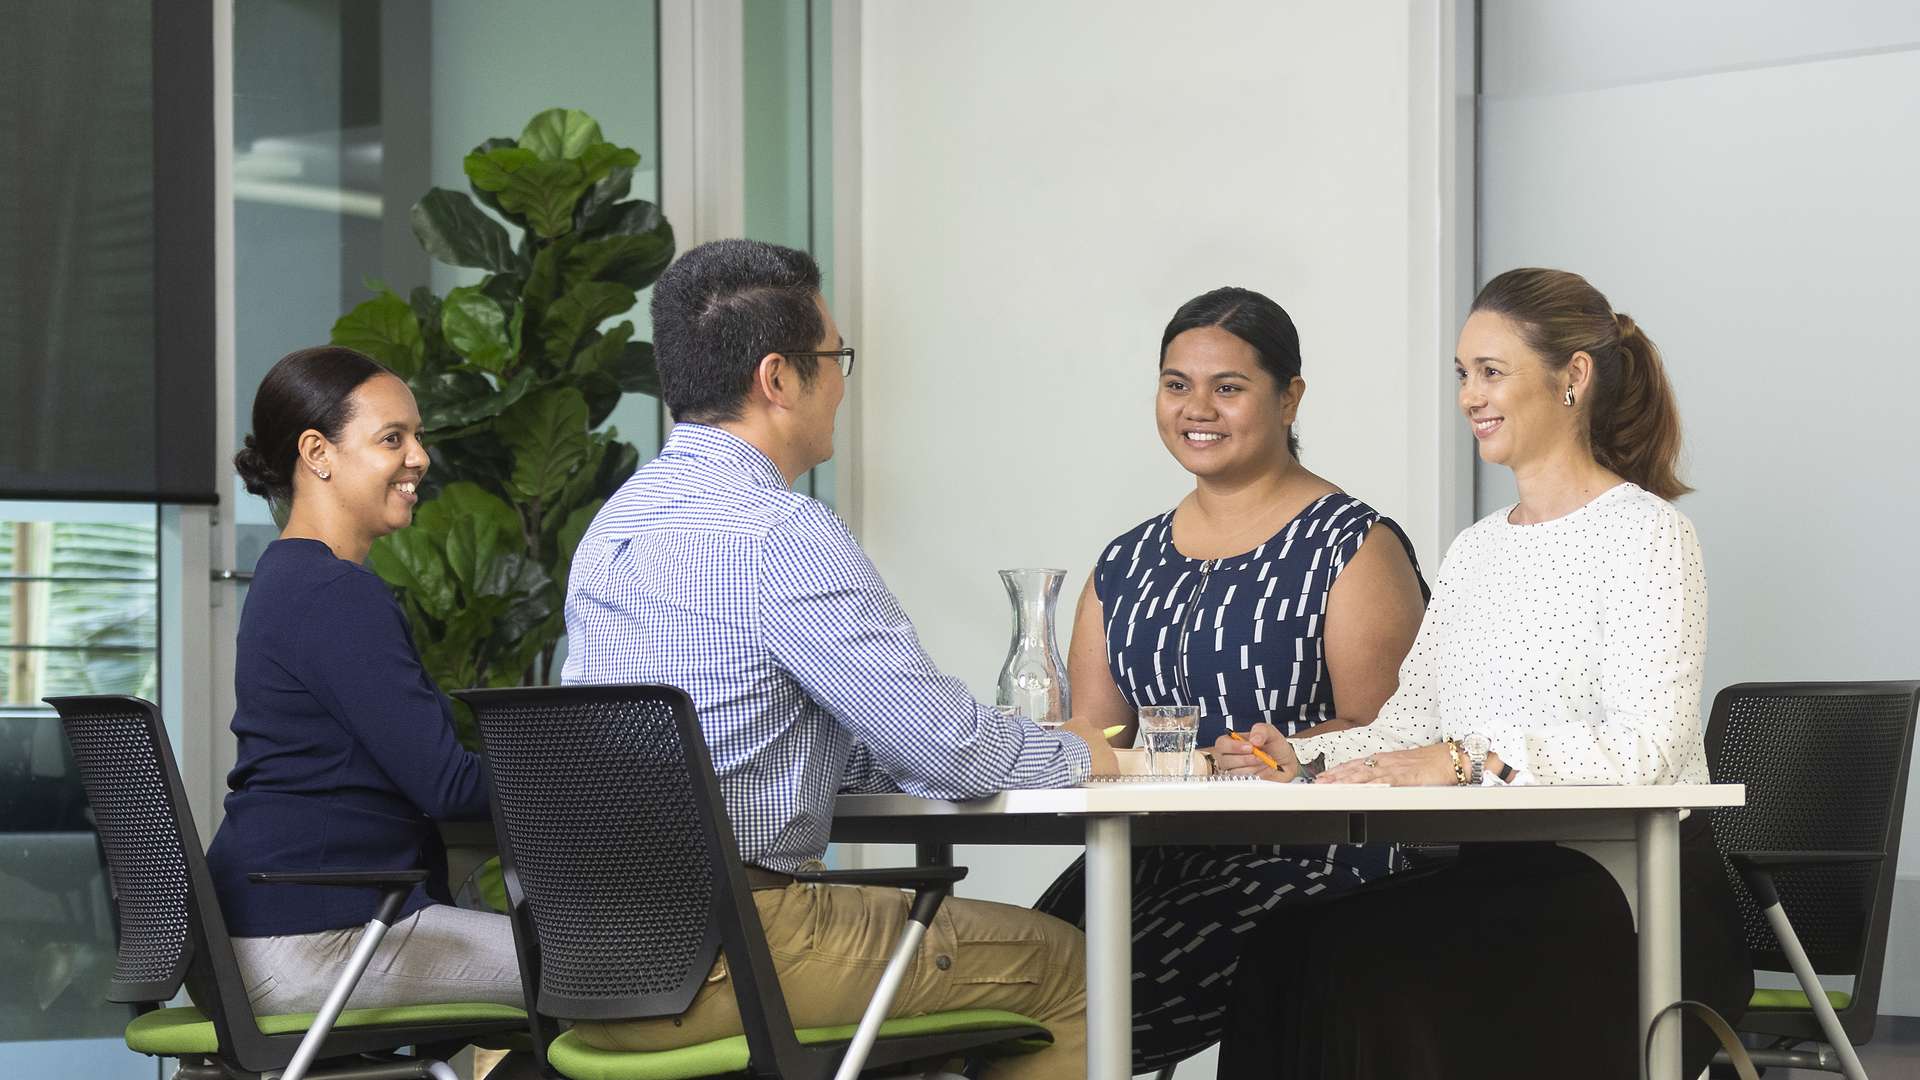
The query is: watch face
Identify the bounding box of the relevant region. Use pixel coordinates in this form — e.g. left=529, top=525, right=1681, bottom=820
left=1463, top=735, right=1489, bottom=758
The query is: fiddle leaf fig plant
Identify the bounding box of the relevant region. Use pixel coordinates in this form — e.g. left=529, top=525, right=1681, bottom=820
left=332, top=108, right=673, bottom=742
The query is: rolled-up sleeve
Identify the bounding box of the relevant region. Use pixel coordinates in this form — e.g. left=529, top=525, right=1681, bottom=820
left=762, top=503, right=1091, bottom=796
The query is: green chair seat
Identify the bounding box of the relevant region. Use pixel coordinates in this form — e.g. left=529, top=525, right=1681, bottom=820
left=124, top=1002, right=527, bottom=1056
left=1748, top=987, right=1852, bottom=1011
left=546, top=1009, right=1051, bottom=1080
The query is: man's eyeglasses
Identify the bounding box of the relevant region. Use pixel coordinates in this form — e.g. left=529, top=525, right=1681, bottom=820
left=778, top=346, right=856, bottom=378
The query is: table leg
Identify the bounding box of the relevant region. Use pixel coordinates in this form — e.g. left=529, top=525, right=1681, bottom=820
left=1085, top=814, right=1132, bottom=1080
left=1637, top=810, right=1682, bottom=1080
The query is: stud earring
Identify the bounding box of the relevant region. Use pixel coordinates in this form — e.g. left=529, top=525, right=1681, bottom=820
left=314, top=467, right=330, bottom=480
left=1563, top=386, right=1576, bottom=407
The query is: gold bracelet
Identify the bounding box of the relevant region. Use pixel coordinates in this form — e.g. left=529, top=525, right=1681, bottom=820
left=1446, top=740, right=1468, bottom=785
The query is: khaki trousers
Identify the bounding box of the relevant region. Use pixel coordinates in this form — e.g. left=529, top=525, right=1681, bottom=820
left=573, top=882, right=1087, bottom=1079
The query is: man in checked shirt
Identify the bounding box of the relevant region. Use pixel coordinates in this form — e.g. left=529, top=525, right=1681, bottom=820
left=562, top=239, right=1116, bottom=1076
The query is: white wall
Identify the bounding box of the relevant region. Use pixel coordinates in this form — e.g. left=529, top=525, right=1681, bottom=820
left=849, top=0, right=1456, bottom=918
left=1478, top=0, right=1920, bottom=1015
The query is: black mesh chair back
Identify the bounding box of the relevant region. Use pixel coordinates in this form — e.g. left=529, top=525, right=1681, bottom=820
left=460, top=683, right=760, bottom=1022
left=47, top=695, right=199, bottom=1005
left=49, top=694, right=517, bottom=1074
left=1706, top=680, right=1919, bottom=1032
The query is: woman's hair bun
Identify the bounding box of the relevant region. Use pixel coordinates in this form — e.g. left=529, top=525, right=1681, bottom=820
left=232, top=434, right=283, bottom=499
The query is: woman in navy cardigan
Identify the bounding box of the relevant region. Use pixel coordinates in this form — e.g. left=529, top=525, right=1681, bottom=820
left=206, top=346, right=522, bottom=1012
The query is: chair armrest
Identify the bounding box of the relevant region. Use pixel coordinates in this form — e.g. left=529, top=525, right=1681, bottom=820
left=249, top=869, right=432, bottom=888
left=789, top=865, right=968, bottom=890
left=250, top=869, right=429, bottom=925
left=1727, top=851, right=1884, bottom=909
left=1727, top=850, right=1884, bottom=870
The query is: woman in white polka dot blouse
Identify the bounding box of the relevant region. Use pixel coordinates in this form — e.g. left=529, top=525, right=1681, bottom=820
left=1214, top=268, right=1751, bottom=1078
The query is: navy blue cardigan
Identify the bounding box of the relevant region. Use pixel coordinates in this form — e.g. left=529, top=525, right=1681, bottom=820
left=205, top=538, right=490, bottom=936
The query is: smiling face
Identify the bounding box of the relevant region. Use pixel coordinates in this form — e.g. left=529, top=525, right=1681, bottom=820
left=306, top=373, right=429, bottom=543
left=1454, top=310, right=1582, bottom=471
left=1156, top=326, right=1302, bottom=481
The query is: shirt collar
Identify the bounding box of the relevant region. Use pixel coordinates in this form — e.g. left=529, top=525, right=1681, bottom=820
left=660, top=423, right=790, bottom=491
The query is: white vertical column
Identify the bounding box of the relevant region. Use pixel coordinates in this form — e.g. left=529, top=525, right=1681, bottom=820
left=201, top=0, right=241, bottom=838
left=659, top=0, right=746, bottom=247
left=1403, top=0, right=1477, bottom=569
left=830, top=0, right=864, bottom=535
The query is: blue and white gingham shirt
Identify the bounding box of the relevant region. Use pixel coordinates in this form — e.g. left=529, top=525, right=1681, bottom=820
left=561, top=423, right=1091, bottom=872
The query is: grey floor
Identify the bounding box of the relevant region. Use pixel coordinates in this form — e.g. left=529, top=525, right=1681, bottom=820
left=1143, top=1017, right=1920, bottom=1079
left=1762, top=1015, right=1920, bottom=1080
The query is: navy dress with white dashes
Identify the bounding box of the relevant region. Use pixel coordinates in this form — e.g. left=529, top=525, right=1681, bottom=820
left=1098, top=492, right=1422, bottom=741
left=1035, top=492, right=1428, bottom=1072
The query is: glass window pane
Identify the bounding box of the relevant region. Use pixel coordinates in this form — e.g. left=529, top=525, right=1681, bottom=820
left=232, top=1, right=665, bottom=565
left=0, top=502, right=158, bottom=1074
left=743, top=0, right=837, bottom=505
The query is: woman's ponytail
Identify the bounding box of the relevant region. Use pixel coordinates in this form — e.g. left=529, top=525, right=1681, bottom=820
left=1590, top=312, right=1690, bottom=499
left=1471, top=269, right=1691, bottom=500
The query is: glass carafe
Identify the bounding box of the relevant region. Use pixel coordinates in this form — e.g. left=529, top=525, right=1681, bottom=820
left=996, top=568, right=1071, bottom=726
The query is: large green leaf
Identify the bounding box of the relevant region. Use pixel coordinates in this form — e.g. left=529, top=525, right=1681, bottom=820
left=608, top=341, right=659, bottom=396
left=437, top=596, right=512, bottom=686
left=541, top=282, right=636, bottom=364
left=415, top=481, right=523, bottom=546
left=555, top=497, right=603, bottom=588
left=367, top=528, right=457, bottom=621
left=574, top=163, right=634, bottom=232
left=568, top=326, right=660, bottom=397
left=570, top=322, right=632, bottom=377
left=578, top=370, right=621, bottom=429
left=597, top=438, right=642, bottom=494
left=441, top=285, right=518, bottom=373
left=519, top=108, right=604, bottom=162
left=493, top=591, right=554, bottom=653
left=427, top=433, right=516, bottom=496
left=408, top=287, right=454, bottom=376
left=462, top=137, right=521, bottom=224
left=443, top=515, right=504, bottom=596
left=477, top=550, right=552, bottom=601
left=331, top=290, right=424, bottom=376
left=496, top=389, right=591, bottom=500
left=413, top=369, right=535, bottom=434
left=464, top=144, right=638, bottom=240
left=464, top=144, right=540, bottom=195
left=411, top=188, right=522, bottom=274
left=565, top=201, right=675, bottom=291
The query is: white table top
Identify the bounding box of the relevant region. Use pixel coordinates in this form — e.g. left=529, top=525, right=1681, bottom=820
left=834, top=782, right=1745, bottom=817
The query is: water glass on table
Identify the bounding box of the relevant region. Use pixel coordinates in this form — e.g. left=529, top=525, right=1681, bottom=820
left=1138, top=705, right=1200, bottom=777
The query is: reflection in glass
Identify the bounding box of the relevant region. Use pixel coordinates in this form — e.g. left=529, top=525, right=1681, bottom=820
left=0, top=504, right=156, bottom=1068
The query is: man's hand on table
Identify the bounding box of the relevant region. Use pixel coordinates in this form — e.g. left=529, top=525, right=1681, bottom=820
left=1060, top=715, right=1120, bottom=776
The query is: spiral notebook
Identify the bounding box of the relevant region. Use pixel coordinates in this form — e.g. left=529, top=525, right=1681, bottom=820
left=1086, top=772, right=1257, bottom=783
left=1084, top=749, right=1258, bottom=783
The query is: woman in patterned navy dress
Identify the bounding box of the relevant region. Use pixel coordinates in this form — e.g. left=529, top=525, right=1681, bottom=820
left=1033, top=287, right=1430, bottom=1072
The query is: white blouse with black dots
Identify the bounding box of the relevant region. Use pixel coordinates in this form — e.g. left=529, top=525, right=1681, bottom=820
left=1289, top=482, right=1710, bottom=786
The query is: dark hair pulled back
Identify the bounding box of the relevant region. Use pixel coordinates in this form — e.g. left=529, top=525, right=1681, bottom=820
left=234, top=346, right=389, bottom=508
left=1470, top=268, right=1690, bottom=499
left=1160, top=286, right=1304, bottom=458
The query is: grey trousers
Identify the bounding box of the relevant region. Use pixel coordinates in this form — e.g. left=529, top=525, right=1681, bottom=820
left=232, top=903, right=524, bottom=1013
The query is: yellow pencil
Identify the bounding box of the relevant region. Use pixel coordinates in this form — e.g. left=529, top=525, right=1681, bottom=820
left=1227, top=729, right=1281, bottom=770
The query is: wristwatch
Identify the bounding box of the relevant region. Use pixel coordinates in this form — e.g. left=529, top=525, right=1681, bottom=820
left=1459, top=734, right=1490, bottom=786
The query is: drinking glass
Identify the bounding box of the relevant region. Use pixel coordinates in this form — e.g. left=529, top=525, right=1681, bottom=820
left=1138, top=705, right=1200, bottom=777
